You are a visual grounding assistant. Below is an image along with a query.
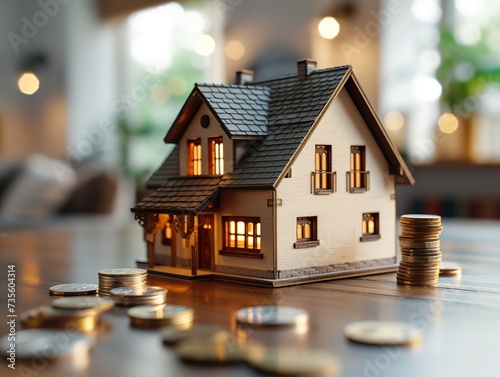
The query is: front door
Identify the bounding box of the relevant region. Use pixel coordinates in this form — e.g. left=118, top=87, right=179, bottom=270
left=198, top=215, right=214, bottom=270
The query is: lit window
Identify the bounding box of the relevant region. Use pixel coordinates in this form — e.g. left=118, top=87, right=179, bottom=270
left=187, top=139, right=202, bottom=175
left=162, top=214, right=173, bottom=245
left=314, top=145, right=333, bottom=193
left=361, top=213, right=380, bottom=241
left=349, top=146, right=368, bottom=192
left=294, top=217, right=319, bottom=248
left=223, top=217, right=261, bottom=252
left=209, top=137, right=224, bottom=175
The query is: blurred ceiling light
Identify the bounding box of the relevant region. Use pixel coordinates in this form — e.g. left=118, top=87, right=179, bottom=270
left=438, top=113, right=459, bottom=134
left=412, top=77, right=442, bottom=101
left=412, top=0, right=442, bottom=24
left=384, top=111, right=405, bottom=131
left=195, top=34, right=215, bottom=56
left=453, top=62, right=475, bottom=82
left=129, top=2, right=186, bottom=70
left=18, top=72, right=40, bottom=95
left=454, top=24, right=482, bottom=46
left=225, top=40, right=245, bottom=60
left=419, top=49, right=441, bottom=71
left=318, top=17, right=340, bottom=39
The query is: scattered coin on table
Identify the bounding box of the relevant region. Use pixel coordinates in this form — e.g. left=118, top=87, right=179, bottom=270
left=161, top=324, right=229, bottom=345
left=51, top=296, right=115, bottom=312
left=344, top=320, right=422, bottom=346
left=246, top=345, right=340, bottom=376
left=49, top=283, right=99, bottom=296
left=236, top=305, right=309, bottom=327
left=439, top=261, right=462, bottom=277
left=21, top=305, right=99, bottom=332
left=110, top=286, right=167, bottom=306
left=1, top=329, right=94, bottom=360
left=128, top=304, right=194, bottom=329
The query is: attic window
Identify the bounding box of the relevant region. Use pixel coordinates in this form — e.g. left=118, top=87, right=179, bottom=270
left=201, top=114, right=210, bottom=128
left=187, top=138, right=202, bottom=176
left=209, top=137, right=224, bottom=175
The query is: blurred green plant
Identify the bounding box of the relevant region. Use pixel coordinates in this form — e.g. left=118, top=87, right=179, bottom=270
left=437, top=27, right=500, bottom=115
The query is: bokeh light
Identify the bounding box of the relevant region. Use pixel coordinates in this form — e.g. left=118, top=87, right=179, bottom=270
left=18, top=72, right=40, bottom=95
left=384, top=111, right=405, bottom=131
left=438, top=113, right=459, bottom=134
left=318, top=17, right=340, bottom=39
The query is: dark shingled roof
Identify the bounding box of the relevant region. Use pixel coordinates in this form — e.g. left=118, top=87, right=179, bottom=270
left=221, top=66, right=349, bottom=186
left=136, top=64, right=414, bottom=213
left=197, top=84, right=270, bottom=137
left=134, top=176, right=221, bottom=215
left=146, top=146, right=179, bottom=189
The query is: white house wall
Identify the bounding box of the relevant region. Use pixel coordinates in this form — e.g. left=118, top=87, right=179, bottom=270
left=178, top=102, right=234, bottom=176
left=215, top=190, right=275, bottom=277
left=276, top=88, right=396, bottom=272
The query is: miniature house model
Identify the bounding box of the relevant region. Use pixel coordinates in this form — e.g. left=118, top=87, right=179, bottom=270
left=132, top=60, right=414, bottom=287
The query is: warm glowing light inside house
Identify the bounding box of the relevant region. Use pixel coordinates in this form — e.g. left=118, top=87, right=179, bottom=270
left=438, top=113, right=459, bottom=134
left=196, top=34, right=216, bottom=56
left=225, top=219, right=261, bottom=250
left=318, top=17, right=340, bottom=39
left=18, top=72, right=40, bottom=95
left=225, top=40, right=245, bottom=60
left=384, top=111, right=405, bottom=131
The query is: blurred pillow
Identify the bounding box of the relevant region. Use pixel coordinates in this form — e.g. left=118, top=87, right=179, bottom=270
left=0, top=154, right=76, bottom=221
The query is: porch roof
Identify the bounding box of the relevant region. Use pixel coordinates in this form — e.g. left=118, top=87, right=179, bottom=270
left=131, top=176, right=221, bottom=215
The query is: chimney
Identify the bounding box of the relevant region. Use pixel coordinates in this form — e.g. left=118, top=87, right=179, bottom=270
left=297, top=59, right=317, bottom=80
left=235, top=69, right=254, bottom=85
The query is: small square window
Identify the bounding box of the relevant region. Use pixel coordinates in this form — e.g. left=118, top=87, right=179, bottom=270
left=360, top=212, right=380, bottom=242
left=294, top=216, right=319, bottom=248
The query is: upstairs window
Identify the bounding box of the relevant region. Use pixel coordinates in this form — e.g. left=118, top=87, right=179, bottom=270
left=209, top=137, right=224, bottom=175
left=348, top=146, right=369, bottom=192
left=314, top=145, right=332, bottom=192
left=187, top=139, right=202, bottom=176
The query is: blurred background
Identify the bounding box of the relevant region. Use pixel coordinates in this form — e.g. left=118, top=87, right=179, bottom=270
left=1, top=0, right=500, bottom=227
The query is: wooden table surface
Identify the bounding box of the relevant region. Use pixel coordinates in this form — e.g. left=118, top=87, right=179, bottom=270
left=1, top=218, right=500, bottom=377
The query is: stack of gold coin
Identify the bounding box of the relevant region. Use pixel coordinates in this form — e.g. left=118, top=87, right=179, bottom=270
left=127, top=305, right=194, bottom=329
left=397, top=214, right=443, bottom=287
left=98, top=268, right=147, bottom=296
left=20, top=305, right=99, bottom=332
left=110, top=286, right=167, bottom=306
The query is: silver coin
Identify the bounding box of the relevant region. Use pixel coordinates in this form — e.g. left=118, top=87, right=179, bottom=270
left=236, top=306, right=309, bottom=327
left=51, top=296, right=115, bottom=312
left=98, top=268, right=147, bottom=277
left=1, top=329, right=93, bottom=360
left=110, top=286, right=167, bottom=297
left=49, top=283, right=98, bottom=296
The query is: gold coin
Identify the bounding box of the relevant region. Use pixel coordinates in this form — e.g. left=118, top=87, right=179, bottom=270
left=128, top=305, right=194, bottom=329
left=401, top=255, right=442, bottom=263
left=49, top=283, right=99, bottom=296
left=439, top=261, right=462, bottom=277
left=174, top=335, right=254, bottom=364
left=161, top=324, right=229, bottom=345
left=21, top=306, right=98, bottom=332
left=51, top=296, right=115, bottom=312
left=398, top=239, right=440, bottom=249
left=400, top=214, right=441, bottom=222
left=344, top=321, right=421, bottom=346
left=236, top=306, right=309, bottom=327
left=246, top=346, right=340, bottom=376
